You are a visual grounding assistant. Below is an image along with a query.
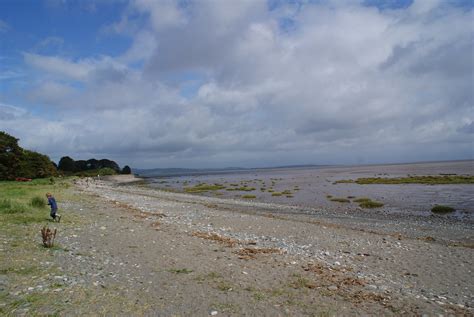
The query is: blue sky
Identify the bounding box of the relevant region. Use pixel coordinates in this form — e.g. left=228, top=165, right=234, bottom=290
left=0, top=0, right=473, bottom=168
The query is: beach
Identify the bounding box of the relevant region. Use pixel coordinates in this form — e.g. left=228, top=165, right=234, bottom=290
left=1, top=167, right=473, bottom=316
left=66, top=172, right=472, bottom=315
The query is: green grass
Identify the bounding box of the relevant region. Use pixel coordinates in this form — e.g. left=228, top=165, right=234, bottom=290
left=431, top=205, right=455, bottom=214
left=334, top=175, right=474, bottom=185
left=216, top=280, right=234, bottom=292
left=184, top=183, right=226, bottom=193
left=252, top=292, right=266, bottom=301
left=30, top=196, right=46, bottom=208
left=226, top=186, right=256, bottom=192
left=0, top=199, right=29, bottom=214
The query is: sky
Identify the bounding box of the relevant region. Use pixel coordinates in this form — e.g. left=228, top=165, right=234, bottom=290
left=0, top=0, right=473, bottom=169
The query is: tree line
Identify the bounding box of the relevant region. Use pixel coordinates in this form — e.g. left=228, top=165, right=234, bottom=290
left=0, top=131, right=131, bottom=180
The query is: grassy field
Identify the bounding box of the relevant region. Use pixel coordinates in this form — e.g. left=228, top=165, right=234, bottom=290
left=334, top=175, right=474, bottom=185
left=0, top=177, right=83, bottom=315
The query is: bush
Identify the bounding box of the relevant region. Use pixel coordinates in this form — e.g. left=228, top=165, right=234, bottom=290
left=431, top=205, right=455, bottom=214
left=30, top=196, right=46, bottom=208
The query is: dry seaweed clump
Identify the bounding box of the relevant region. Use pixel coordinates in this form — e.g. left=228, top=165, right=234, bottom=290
left=192, top=231, right=239, bottom=247
left=235, top=247, right=283, bottom=260
left=431, top=205, right=455, bottom=214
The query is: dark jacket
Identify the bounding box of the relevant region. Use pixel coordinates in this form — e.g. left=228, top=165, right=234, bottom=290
left=47, top=197, right=58, bottom=211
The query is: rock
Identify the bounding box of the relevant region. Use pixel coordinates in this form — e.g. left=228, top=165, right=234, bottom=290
left=210, top=311, right=218, bottom=316
left=366, top=284, right=378, bottom=291
left=334, top=261, right=341, bottom=266
left=328, top=285, right=338, bottom=291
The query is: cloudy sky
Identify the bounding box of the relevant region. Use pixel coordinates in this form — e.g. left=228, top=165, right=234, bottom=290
left=0, top=0, right=472, bottom=168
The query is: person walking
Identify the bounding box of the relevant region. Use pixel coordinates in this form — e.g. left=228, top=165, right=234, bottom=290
left=46, top=193, right=61, bottom=222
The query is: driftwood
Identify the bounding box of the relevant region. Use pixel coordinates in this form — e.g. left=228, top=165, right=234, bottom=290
left=41, top=226, right=57, bottom=248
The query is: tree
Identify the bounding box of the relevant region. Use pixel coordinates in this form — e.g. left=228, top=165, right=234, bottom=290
left=121, top=165, right=132, bottom=174
left=0, top=131, right=23, bottom=180
left=74, top=160, right=88, bottom=171
left=19, top=150, right=57, bottom=178
left=58, top=156, right=76, bottom=172
left=98, top=159, right=120, bottom=172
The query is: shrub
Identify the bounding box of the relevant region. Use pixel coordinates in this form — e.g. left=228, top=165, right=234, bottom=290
left=431, top=205, right=455, bottom=214
left=30, top=196, right=46, bottom=208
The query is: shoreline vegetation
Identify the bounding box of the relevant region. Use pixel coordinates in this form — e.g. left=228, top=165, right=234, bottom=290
left=1, top=175, right=473, bottom=315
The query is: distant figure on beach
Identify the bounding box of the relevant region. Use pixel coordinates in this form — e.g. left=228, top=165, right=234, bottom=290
left=46, top=193, right=61, bottom=222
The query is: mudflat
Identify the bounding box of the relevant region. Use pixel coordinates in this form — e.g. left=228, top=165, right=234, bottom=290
left=147, top=160, right=474, bottom=220
left=1, top=170, right=473, bottom=316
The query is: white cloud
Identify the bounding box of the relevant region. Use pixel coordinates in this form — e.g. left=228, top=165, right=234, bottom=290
left=4, top=1, right=472, bottom=167
left=23, top=53, right=94, bottom=81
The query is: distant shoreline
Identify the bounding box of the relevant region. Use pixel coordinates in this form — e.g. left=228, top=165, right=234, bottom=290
left=134, top=159, right=474, bottom=178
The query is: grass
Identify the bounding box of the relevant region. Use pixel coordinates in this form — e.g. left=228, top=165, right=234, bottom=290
left=226, top=186, right=256, bottom=192
left=216, top=280, right=234, bottom=292
left=30, top=196, right=46, bottom=208
left=431, top=205, right=455, bottom=214
left=211, top=302, right=240, bottom=313
left=168, top=268, right=193, bottom=274
left=352, top=197, right=384, bottom=208
left=335, top=175, right=474, bottom=185
left=242, top=195, right=256, bottom=199
left=184, top=183, right=226, bottom=193
left=252, top=292, right=266, bottom=301
left=358, top=199, right=384, bottom=209
left=289, top=274, right=315, bottom=289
